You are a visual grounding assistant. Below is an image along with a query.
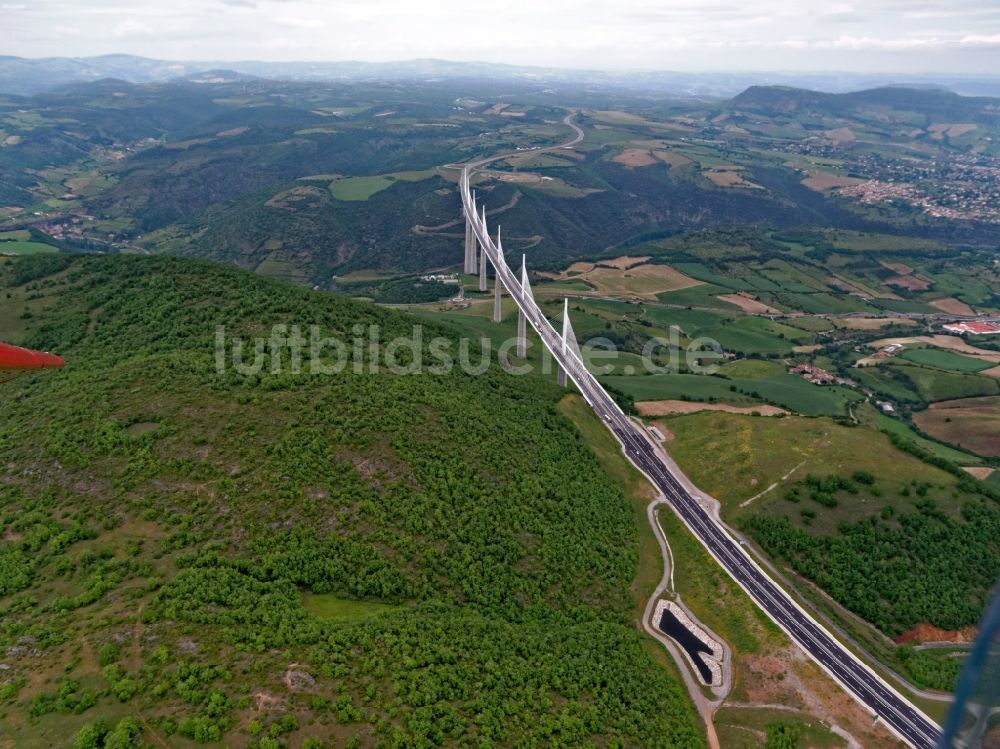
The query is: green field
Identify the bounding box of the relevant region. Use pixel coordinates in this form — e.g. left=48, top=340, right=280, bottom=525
left=717, top=359, right=786, bottom=379
left=899, top=347, right=994, bottom=373
left=714, top=707, right=846, bottom=749
left=329, top=169, right=436, bottom=200
left=851, top=365, right=922, bottom=403
left=826, top=230, right=944, bottom=253
left=663, top=411, right=956, bottom=515
left=671, top=262, right=757, bottom=291
left=604, top=372, right=862, bottom=417
left=641, top=304, right=814, bottom=355
left=301, top=593, right=399, bottom=620
left=890, top=362, right=1000, bottom=401
left=603, top=373, right=753, bottom=405
left=0, top=240, right=59, bottom=255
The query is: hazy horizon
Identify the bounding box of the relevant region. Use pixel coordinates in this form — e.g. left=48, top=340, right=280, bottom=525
left=7, top=51, right=1000, bottom=80
left=4, top=0, right=1000, bottom=75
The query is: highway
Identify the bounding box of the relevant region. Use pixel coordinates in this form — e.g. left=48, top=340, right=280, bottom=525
left=458, top=129, right=943, bottom=749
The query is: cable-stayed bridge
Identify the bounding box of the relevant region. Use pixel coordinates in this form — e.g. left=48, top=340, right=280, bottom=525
left=456, top=118, right=943, bottom=749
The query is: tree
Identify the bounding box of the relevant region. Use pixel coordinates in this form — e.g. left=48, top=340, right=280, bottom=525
left=73, top=720, right=108, bottom=749
left=765, top=720, right=801, bottom=749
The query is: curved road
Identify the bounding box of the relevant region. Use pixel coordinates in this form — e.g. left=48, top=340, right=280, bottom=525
left=458, top=115, right=943, bottom=749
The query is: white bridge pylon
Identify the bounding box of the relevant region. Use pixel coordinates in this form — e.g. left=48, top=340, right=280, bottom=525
left=460, top=169, right=582, bottom=386
left=463, top=189, right=479, bottom=275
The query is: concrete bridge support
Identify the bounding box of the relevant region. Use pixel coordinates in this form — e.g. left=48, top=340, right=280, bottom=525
left=479, top=204, right=489, bottom=292
left=517, top=254, right=531, bottom=358
left=464, top=191, right=479, bottom=275
left=478, top=237, right=487, bottom=292
left=493, top=227, right=504, bottom=323
left=557, top=298, right=570, bottom=386
left=464, top=219, right=475, bottom=274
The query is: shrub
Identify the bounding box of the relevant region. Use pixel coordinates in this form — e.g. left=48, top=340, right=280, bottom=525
left=73, top=720, right=109, bottom=749
left=98, top=642, right=120, bottom=666
left=112, top=677, right=137, bottom=702
left=765, top=720, right=801, bottom=749
left=852, top=470, right=876, bottom=485
left=104, top=717, right=142, bottom=749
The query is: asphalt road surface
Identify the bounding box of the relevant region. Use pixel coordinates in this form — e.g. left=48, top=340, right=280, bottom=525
left=459, top=142, right=943, bottom=749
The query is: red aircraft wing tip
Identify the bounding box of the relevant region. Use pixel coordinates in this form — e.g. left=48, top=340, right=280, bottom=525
left=0, top=341, right=65, bottom=370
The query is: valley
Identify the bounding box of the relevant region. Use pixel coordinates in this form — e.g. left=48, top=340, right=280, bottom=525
left=3, top=59, right=1000, bottom=749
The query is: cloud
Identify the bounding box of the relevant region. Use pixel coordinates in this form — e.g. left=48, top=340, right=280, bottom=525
left=112, top=18, right=153, bottom=37
left=265, top=36, right=301, bottom=49
left=960, top=34, right=1000, bottom=45
left=272, top=15, right=325, bottom=28
left=3, top=0, right=1000, bottom=72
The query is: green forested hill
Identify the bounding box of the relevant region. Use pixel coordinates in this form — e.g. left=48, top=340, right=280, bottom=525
left=0, top=254, right=702, bottom=748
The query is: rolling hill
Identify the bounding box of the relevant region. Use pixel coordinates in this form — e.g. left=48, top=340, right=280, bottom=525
left=0, top=253, right=703, bottom=748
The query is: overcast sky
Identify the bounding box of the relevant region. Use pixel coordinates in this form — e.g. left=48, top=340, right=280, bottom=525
left=4, top=0, right=1000, bottom=73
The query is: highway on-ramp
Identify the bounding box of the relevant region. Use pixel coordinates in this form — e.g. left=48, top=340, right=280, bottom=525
left=458, top=119, right=943, bottom=749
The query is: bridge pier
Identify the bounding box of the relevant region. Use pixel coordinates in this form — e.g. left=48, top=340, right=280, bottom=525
left=517, top=254, right=528, bottom=358
left=464, top=191, right=479, bottom=275
left=493, top=274, right=503, bottom=323
left=479, top=204, right=489, bottom=292
left=464, top=218, right=475, bottom=274
left=557, top=298, right=569, bottom=386
left=556, top=298, right=583, bottom=387
left=493, top=227, right=504, bottom=323
left=478, top=236, right=487, bottom=292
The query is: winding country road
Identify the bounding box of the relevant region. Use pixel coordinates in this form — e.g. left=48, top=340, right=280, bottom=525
left=456, top=113, right=943, bottom=749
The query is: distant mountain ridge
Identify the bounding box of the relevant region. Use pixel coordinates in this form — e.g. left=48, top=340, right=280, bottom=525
left=4, top=53, right=1000, bottom=97
left=729, top=84, right=1000, bottom=121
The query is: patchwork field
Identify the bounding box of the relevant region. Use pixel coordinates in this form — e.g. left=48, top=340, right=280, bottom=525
left=837, top=316, right=916, bottom=330
left=636, top=400, right=788, bottom=416
left=801, top=172, right=865, bottom=191
left=654, top=150, right=694, bottom=168
left=542, top=260, right=703, bottom=299
left=717, top=293, right=780, bottom=314
left=881, top=261, right=914, bottom=275
left=914, top=397, right=1000, bottom=457
left=703, top=167, right=761, bottom=189
left=869, top=336, right=1000, bottom=363
left=600, top=255, right=651, bottom=269
left=885, top=274, right=930, bottom=291
left=612, top=148, right=659, bottom=166
left=929, top=297, right=976, bottom=316
left=604, top=372, right=862, bottom=417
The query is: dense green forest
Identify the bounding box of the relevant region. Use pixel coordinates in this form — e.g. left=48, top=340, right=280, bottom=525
left=0, top=254, right=703, bottom=748
left=745, top=482, right=1000, bottom=637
